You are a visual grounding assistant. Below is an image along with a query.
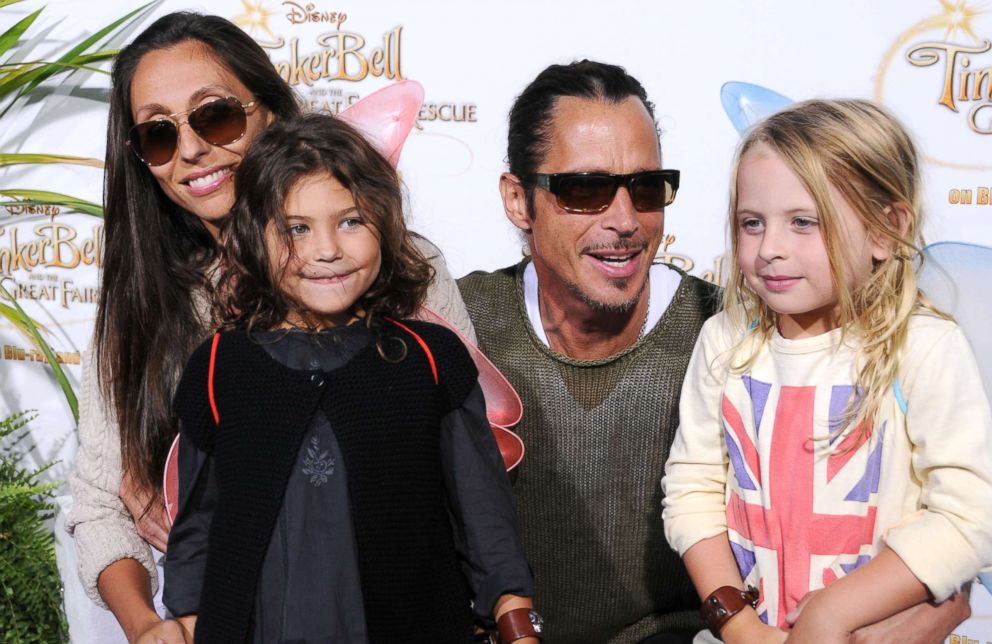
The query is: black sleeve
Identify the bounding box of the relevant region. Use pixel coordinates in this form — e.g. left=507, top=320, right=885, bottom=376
left=162, top=432, right=217, bottom=617
left=440, top=383, right=534, bottom=622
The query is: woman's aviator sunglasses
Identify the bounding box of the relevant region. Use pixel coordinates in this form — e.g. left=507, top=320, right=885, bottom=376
left=533, top=169, right=680, bottom=214
left=126, top=96, right=256, bottom=166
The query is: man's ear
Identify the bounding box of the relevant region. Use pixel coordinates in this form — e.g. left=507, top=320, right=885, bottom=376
left=872, top=203, right=912, bottom=261
left=500, top=173, right=532, bottom=233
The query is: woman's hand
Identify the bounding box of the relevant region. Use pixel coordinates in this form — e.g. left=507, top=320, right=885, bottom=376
left=132, top=618, right=191, bottom=644
left=120, top=469, right=171, bottom=551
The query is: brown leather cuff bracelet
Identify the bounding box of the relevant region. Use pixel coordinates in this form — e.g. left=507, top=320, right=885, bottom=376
left=700, top=585, right=759, bottom=639
left=495, top=607, right=544, bottom=643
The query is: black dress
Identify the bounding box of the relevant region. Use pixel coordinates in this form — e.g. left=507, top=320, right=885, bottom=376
left=163, top=324, right=533, bottom=643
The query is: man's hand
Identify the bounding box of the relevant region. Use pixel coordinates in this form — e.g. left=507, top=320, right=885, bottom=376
left=850, top=586, right=971, bottom=644
left=120, top=469, right=171, bottom=552
left=787, top=585, right=972, bottom=644
left=132, top=618, right=191, bottom=644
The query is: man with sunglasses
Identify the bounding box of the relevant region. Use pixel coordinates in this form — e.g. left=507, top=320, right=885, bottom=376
left=458, top=60, right=720, bottom=643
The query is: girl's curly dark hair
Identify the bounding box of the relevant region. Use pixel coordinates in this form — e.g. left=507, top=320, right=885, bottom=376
left=214, top=113, right=434, bottom=335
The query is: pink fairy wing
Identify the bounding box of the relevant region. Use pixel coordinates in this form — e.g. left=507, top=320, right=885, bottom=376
left=414, top=306, right=525, bottom=470
left=337, top=80, right=424, bottom=167
left=163, top=435, right=180, bottom=524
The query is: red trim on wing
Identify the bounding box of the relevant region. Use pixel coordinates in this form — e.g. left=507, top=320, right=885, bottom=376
left=208, top=333, right=220, bottom=424
left=385, top=318, right=438, bottom=384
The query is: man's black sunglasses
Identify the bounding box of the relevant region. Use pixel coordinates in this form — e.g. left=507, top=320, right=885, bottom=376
left=532, top=169, right=680, bottom=214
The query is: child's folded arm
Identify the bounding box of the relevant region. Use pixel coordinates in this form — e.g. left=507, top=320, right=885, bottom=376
left=884, top=319, right=992, bottom=601
left=662, top=314, right=736, bottom=555
left=683, top=534, right=788, bottom=644
left=440, top=381, right=534, bottom=621
left=788, top=547, right=929, bottom=641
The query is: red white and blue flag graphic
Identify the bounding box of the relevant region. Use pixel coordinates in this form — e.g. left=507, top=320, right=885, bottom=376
left=724, top=376, right=884, bottom=627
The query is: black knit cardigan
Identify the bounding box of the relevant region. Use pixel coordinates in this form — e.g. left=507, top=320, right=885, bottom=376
left=172, top=321, right=478, bottom=643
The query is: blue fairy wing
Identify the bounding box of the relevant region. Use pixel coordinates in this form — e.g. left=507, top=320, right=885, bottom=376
left=720, top=82, right=794, bottom=135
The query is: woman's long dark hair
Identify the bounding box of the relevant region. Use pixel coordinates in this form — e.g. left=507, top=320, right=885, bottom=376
left=96, top=12, right=300, bottom=498
left=216, top=113, right=433, bottom=335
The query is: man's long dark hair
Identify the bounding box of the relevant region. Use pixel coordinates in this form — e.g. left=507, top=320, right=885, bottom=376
left=96, top=12, right=300, bottom=499
left=215, top=113, right=433, bottom=338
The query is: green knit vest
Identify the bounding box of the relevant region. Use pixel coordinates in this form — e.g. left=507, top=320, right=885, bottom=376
left=458, top=260, right=720, bottom=644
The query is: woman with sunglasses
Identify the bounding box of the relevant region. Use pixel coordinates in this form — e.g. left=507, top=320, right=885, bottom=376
left=67, top=12, right=474, bottom=644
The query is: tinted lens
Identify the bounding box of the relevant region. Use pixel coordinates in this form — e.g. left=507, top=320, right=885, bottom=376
left=127, top=98, right=248, bottom=166
left=129, top=120, right=178, bottom=166
left=629, top=172, right=675, bottom=211
left=188, top=97, right=247, bottom=145
left=556, top=175, right=617, bottom=213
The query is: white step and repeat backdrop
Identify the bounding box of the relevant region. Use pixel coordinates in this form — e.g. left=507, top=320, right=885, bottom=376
left=2, top=1, right=990, bottom=642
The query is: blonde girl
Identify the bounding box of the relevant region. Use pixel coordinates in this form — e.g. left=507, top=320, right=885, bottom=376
left=662, top=99, right=992, bottom=643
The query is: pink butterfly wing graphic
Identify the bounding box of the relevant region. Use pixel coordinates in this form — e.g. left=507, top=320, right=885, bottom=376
left=337, top=79, right=424, bottom=167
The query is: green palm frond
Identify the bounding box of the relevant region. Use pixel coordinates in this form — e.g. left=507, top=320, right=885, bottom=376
left=0, top=50, right=119, bottom=96
left=0, top=52, right=118, bottom=75
left=0, top=153, right=102, bottom=168
left=0, top=2, right=155, bottom=431
left=0, top=302, right=38, bottom=338
left=0, top=3, right=153, bottom=116
left=0, top=281, right=78, bottom=423
left=0, top=9, right=41, bottom=59
left=0, top=189, right=103, bottom=217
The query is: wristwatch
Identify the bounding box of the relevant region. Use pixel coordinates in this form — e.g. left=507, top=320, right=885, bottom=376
left=700, top=585, right=759, bottom=638
left=495, top=607, right=544, bottom=642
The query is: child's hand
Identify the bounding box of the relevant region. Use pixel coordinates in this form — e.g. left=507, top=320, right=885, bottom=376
left=721, top=608, right=789, bottom=644
left=786, top=620, right=850, bottom=644
left=785, top=591, right=851, bottom=644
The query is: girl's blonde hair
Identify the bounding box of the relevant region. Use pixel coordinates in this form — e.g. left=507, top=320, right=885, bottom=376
left=724, top=98, right=946, bottom=440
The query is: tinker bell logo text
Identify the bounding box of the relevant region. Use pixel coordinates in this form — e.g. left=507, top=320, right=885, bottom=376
left=907, top=40, right=992, bottom=133
left=263, top=27, right=403, bottom=86
left=0, top=223, right=103, bottom=276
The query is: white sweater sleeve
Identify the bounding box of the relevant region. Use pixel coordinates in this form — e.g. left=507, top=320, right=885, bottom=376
left=662, top=313, right=736, bottom=555
left=66, top=345, right=157, bottom=608
left=882, top=318, right=992, bottom=601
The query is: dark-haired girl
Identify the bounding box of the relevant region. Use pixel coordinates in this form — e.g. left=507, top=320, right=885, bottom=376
left=162, top=113, right=539, bottom=644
